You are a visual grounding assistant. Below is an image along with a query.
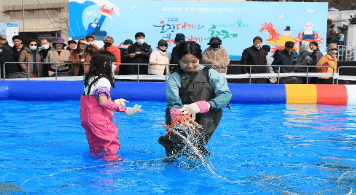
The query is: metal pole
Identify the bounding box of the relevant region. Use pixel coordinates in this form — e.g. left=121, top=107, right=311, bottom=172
left=3, top=62, right=6, bottom=80
left=165, top=64, right=168, bottom=81
left=306, top=66, right=309, bottom=84
left=137, top=64, right=140, bottom=82
left=22, top=0, right=25, bottom=32
left=249, top=65, right=252, bottom=84
left=277, top=67, right=280, bottom=84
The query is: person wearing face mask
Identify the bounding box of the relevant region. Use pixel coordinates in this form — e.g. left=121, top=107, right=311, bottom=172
left=18, top=39, right=43, bottom=78
left=169, top=33, right=186, bottom=74
left=202, top=37, right=230, bottom=75
left=118, top=39, right=133, bottom=75
left=148, top=39, right=170, bottom=75
left=46, top=38, right=71, bottom=77
left=39, top=39, right=52, bottom=77
left=158, top=41, right=232, bottom=161
left=102, top=36, right=121, bottom=74
left=127, top=32, right=152, bottom=75
left=240, top=36, right=268, bottom=83
left=316, top=43, right=338, bottom=84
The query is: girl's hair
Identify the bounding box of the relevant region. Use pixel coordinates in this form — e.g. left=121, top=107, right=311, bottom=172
left=84, top=51, right=117, bottom=88
left=309, top=41, right=318, bottom=47
left=176, top=41, right=202, bottom=63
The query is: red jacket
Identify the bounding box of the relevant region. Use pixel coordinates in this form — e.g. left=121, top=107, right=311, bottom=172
left=105, top=45, right=121, bottom=73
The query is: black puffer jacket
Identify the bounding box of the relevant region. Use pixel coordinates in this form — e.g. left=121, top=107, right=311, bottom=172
left=272, top=49, right=299, bottom=73
left=240, top=46, right=268, bottom=74
left=0, top=49, right=18, bottom=78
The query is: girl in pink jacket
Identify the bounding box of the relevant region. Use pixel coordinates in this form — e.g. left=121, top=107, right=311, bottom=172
left=81, top=51, right=143, bottom=161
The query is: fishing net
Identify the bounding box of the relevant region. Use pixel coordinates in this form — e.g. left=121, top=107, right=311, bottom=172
left=164, top=115, right=210, bottom=158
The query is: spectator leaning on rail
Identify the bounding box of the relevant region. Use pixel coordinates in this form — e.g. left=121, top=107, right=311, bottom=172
left=69, top=39, right=94, bottom=76
left=149, top=39, right=170, bottom=75
left=240, top=36, right=268, bottom=83
left=308, top=41, right=323, bottom=83
left=118, top=39, right=133, bottom=75
left=272, top=41, right=300, bottom=84
left=127, top=32, right=152, bottom=75
left=202, top=37, right=230, bottom=76
left=85, top=35, right=100, bottom=51
left=169, top=33, right=185, bottom=73
left=102, top=36, right=121, bottom=74
left=0, top=34, right=12, bottom=53
left=67, top=40, right=77, bottom=55
left=39, top=39, right=52, bottom=77
left=0, top=42, right=25, bottom=79
left=316, top=43, right=338, bottom=84
left=46, top=38, right=71, bottom=77
left=294, top=41, right=313, bottom=84
left=19, top=39, right=43, bottom=78
left=262, top=45, right=277, bottom=83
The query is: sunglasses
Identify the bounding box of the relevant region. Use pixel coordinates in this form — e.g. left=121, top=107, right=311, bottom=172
left=330, top=49, right=338, bottom=51
left=30, top=44, right=37, bottom=46
left=159, top=44, right=168, bottom=47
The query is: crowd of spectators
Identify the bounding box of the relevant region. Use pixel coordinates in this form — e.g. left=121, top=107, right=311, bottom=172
left=0, top=32, right=341, bottom=84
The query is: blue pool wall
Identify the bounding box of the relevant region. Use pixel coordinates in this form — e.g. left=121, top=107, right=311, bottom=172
left=0, top=81, right=287, bottom=104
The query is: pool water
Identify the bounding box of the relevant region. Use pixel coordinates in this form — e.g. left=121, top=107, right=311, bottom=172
left=1, top=101, right=356, bottom=194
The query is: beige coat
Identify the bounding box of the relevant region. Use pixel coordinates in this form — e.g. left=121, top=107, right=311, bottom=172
left=18, top=47, right=43, bottom=76
left=148, top=49, right=170, bottom=75
left=202, top=46, right=230, bottom=73
left=46, top=49, right=71, bottom=75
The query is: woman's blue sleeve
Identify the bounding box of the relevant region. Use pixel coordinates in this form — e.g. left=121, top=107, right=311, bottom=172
left=166, top=73, right=183, bottom=110
left=208, top=69, right=232, bottom=109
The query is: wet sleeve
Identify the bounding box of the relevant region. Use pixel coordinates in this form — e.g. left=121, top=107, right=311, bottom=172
left=208, top=69, right=232, bottom=109
left=93, top=86, right=111, bottom=100
left=166, top=73, right=183, bottom=110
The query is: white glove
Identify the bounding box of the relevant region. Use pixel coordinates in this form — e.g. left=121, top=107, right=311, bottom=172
left=125, top=104, right=144, bottom=117
left=180, top=101, right=211, bottom=121
left=114, top=98, right=129, bottom=106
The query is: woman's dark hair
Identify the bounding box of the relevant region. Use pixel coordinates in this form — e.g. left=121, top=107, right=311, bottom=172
left=84, top=51, right=117, bottom=88
left=26, top=39, right=39, bottom=47
left=309, top=41, right=318, bottom=47
left=262, top=45, right=271, bottom=52
left=176, top=41, right=202, bottom=63
left=75, top=39, right=86, bottom=52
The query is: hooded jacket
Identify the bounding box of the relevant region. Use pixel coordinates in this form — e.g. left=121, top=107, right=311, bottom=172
left=148, top=49, right=170, bottom=75
left=202, top=46, right=230, bottom=73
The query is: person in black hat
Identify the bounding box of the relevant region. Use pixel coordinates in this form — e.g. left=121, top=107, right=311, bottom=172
left=169, top=33, right=185, bottom=73
left=272, top=41, right=300, bottom=83
left=118, top=39, right=133, bottom=75
left=240, top=36, right=269, bottom=83
left=201, top=37, right=230, bottom=75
